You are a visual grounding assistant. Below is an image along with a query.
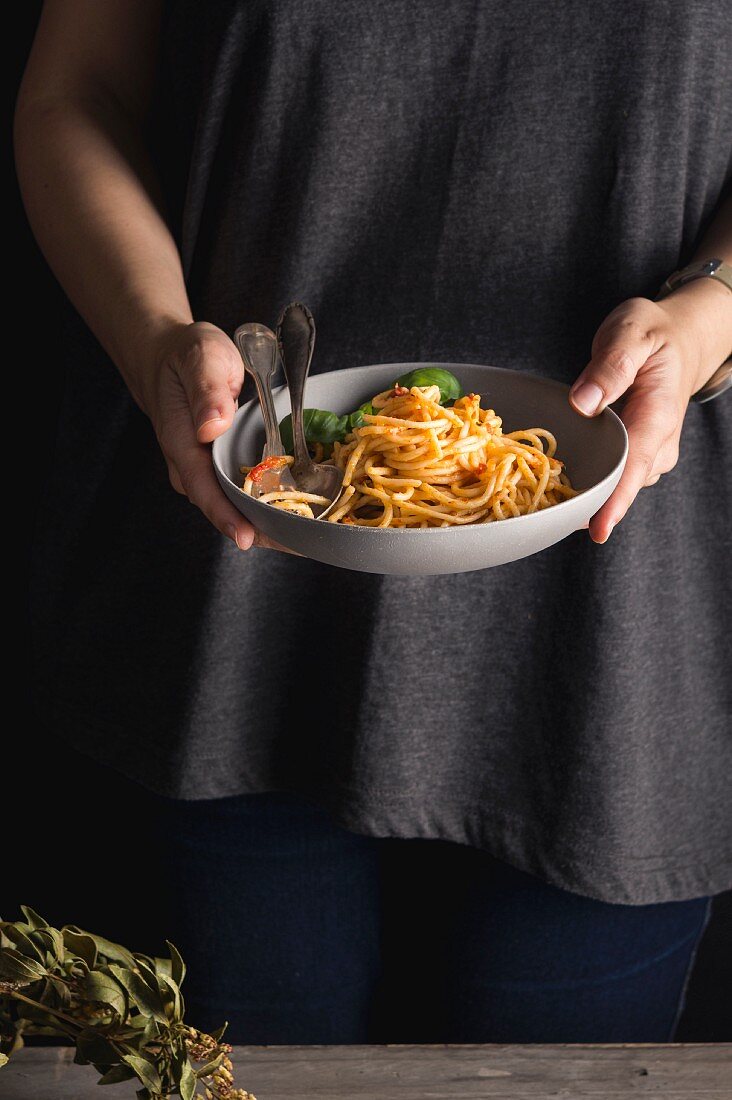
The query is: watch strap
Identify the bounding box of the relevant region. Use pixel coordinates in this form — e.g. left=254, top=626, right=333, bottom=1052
left=657, top=257, right=732, bottom=300
left=656, top=257, right=732, bottom=403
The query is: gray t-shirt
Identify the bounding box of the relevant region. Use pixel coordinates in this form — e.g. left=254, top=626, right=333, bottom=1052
left=32, top=0, right=731, bottom=904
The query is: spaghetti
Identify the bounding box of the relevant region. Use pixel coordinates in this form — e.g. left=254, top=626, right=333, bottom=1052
left=241, top=383, right=576, bottom=526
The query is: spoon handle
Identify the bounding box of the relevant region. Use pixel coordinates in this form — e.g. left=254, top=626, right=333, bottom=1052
left=234, top=323, right=285, bottom=458
left=276, top=302, right=317, bottom=474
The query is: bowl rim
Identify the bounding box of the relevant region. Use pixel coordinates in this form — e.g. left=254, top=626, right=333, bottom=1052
left=212, top=361, right=629, bottom=534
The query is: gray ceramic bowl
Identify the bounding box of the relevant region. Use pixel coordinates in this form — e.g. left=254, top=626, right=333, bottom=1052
left=213, top=362, right=627, bottom=575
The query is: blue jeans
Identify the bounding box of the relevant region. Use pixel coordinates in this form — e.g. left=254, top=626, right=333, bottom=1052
left=19, top=758, right=710, bottom=1044
left=151, top=790, right=709, bottom=1044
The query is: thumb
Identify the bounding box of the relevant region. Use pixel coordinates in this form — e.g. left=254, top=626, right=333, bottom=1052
left=570, top=324, right=656, bottom=417
left=177, top=330, right=243, bottom=443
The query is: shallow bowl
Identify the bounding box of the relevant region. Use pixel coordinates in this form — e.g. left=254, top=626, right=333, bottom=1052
left=213, top=362, right=627, bottom=575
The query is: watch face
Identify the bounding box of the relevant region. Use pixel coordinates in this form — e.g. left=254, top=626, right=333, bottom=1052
left=702, top=259, right=722, bottom=276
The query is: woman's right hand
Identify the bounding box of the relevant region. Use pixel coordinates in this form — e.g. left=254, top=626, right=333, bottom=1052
left=136, top=320, right=259, bottom=549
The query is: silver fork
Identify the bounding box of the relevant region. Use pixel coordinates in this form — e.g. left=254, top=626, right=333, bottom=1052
left=233, top=322, right=297, bottom=498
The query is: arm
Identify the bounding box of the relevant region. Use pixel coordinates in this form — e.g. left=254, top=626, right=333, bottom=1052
left=569, top=197, right=732, bottom=543
left=15, top=0, right=257, bottom=549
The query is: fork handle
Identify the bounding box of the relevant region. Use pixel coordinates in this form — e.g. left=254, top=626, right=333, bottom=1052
left=234, top=323, right=285, bottom=458
left=276, top=302, right=317, bottom=474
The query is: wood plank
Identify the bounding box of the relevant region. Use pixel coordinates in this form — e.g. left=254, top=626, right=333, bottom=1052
left=1, top=1043, right=730, bottom=1099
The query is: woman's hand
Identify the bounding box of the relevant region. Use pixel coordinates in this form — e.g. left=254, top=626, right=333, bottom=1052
left=569, top=279, right=732, bottom=543
left=137, top=321, right=262, bottom=550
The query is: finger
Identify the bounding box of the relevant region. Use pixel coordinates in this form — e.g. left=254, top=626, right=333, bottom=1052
left=162, top=416, right=255, bottom=548
left=570, top=322, right=658, bottom=417
left=588, top=385, right=677, bottom=542
left=181, top=449, right=256, bottom=548
left=166, top=461, right=185, bottom=495
left=176, top=337, right=243, bottom=444
left=648, top=435, right=680, bottom=484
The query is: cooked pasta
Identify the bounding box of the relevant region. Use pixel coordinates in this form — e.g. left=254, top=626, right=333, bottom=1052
left=241, top=383, right=576, bottom=526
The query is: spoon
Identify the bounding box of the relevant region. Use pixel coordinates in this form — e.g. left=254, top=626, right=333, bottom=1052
left=276, top=302, right=344, bottom=517
left=233, top=322, right=297, bottom=498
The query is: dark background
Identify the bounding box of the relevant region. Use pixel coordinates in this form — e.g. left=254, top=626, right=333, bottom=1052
left=11, top=4, right=730, bottom=1042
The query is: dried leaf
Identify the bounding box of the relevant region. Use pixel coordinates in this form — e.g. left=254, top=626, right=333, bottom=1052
left=0, top=949, right=46, bottom=983
left=194, top=1051, right=225, bottom=1078
left=98, top=1063, right=137, bottom=1085
left=158, top=973, right=183, bottom=1022
left=166, top=941, right=186, bottom=989
left=64, top=928, right=136, bottom=969
left=2, top=926, right=45, bottom=964
left=121, top=1052, right=162, bottom=1092
left=74, top=1029, right=119, bottom=1067
left=34, top=927, right=65, bottom=962
left=63, top=930, right=98, bottom=969
left=147, top=955, right=173, bottom=980
left=1, top=911, right=251, bottom=1100
left=45, top=975, right=72, bottom=1007
left=81, top=972, right=127, bottom=1019
left=19, top=907, right=48, bottom=931
left=108, top=966, right=167, bottom=1025
left=134, top=959, right=166, bottom=1000
left=179, top=1058, right=197, bottom=1100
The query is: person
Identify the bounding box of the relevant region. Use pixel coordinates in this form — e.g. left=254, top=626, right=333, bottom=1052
left=16, top=0, right=731, bottom=1044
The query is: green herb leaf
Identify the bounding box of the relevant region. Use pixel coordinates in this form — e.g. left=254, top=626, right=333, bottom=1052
left=347, top=401, right=375, bottom=431
left=394, top=367, right=463, bottom=404
left=279, top=409, right=348, bottom=453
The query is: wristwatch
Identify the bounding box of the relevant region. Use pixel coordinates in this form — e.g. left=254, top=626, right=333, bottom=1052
left=656, top=257, right=732, bottom=403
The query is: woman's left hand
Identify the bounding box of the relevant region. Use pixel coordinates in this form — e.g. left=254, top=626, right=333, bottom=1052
left=569, top=279, right=732, bottom=543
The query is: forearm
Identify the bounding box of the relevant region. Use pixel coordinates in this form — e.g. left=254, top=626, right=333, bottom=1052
left=14, top=88, right=191, bottom=408
left=658, top=196, right=732, bottom=393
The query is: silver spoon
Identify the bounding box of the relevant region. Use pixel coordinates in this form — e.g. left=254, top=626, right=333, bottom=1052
left=276, top=302, right=343, bottom=517
left=233, top=322, right=297, bottom=498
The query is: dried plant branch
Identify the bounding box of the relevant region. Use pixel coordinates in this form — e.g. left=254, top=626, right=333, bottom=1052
left=0, top=907, right=255, bottom=1099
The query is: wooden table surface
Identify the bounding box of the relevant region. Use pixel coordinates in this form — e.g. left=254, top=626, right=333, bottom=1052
left=2, top=1043, right=730, bottom=1099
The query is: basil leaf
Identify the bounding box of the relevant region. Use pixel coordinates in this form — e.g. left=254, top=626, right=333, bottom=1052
left=394, top=367, right=463, bottom=404
left=347, top=401, right=375, bottom=430
left=279, top=409, right=348, bottom=452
